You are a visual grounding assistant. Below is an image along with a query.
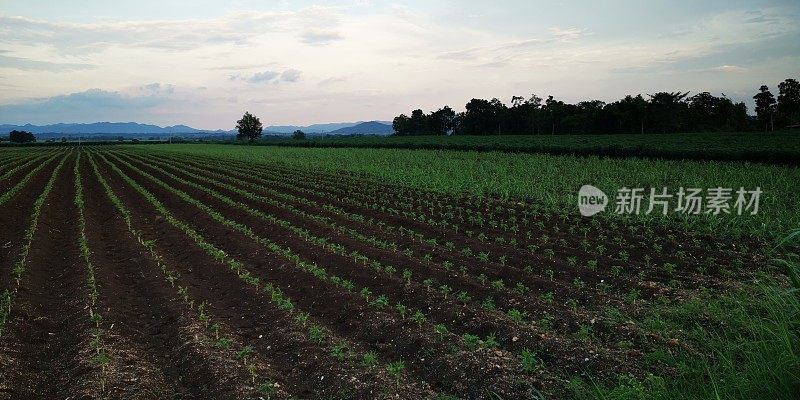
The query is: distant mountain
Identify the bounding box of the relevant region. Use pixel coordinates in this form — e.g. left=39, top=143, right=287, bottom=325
left=267, top=123, right=354, bottom=133
left=0, top=120, right=393, bottom=136
left=330, top=121, right=393, bottom=135
left=0, top=122, right=229, bottom=135
left=266, top=121, right=392, bottom=134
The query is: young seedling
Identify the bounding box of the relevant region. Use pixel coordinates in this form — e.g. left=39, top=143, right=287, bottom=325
left=507, top=309, right=527, bottom=322
left=482, top=296, right=496, bottom=311
left=236, top=345, right=254, bottom=364
left=362, top=351, right=378, bottom=367
left=294, top=312, right=309, bottom=327
left=386, top=360, right=406, bottom=385
left=402, top=269, right=412, bottom=283
left=259, top=382, right=276, bottom=399
left=462, top=334, right=481, bottom=350
left=309, top=325, right=326, bottom=345
left=395, top=303, right=408, bottom=319
left=484, top=333, right=499, bottom=348
left=411, top=310, right=427, bottom=326
left=371, top=294, right=390, bottom=309
left=331, top=341, right=349, bottom=362
left=519, top=348, right=543, bottom=372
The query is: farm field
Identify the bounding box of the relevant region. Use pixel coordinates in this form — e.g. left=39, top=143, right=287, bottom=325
left=147, top=144, right=800, bottom=240
left=0, top=145, right=797, bottom=399
left=249, top=131, right=800, bottom=165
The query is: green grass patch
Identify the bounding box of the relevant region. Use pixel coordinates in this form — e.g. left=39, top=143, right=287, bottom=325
left=570, top=255, right=800, bottom=400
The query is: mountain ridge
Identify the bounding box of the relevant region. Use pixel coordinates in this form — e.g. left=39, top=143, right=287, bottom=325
left=0, top=120, right=392, bottom=135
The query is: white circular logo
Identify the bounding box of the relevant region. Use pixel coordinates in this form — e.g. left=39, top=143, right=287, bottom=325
left=578, top=185, right=607, bottom=216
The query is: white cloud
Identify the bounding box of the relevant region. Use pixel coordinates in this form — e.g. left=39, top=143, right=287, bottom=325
left=247, top=71, right=281, bottom=83
left=299, top=30, right=344, bottom=45
left=712, top=65, right=747, bottom=73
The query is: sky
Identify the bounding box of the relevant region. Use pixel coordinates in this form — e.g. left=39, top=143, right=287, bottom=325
left=0, top=0, right=798, bottom=129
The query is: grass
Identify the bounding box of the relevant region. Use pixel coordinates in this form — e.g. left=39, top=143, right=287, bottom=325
left=570, top=247, right=799, bottom=400
left=132, top=144, right=800, bottom=240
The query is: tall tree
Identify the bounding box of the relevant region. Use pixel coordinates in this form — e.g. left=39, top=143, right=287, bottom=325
left=429, top=106, right=456, bottom=135
left=647, top=92, right=689, bottom=133
left=615, top=95, right=647, bottom=134
left=777, top=78, right=800, bottom=126
left=409, top=109, right=427, bottom=134
left=392, top=114, right=411, bottom=135
left=236, top=111, right=263, bottom=142
left=753, top=85, right=776, bottom=131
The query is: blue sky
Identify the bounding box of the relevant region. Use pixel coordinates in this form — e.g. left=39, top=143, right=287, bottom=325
left=0, top=0, right=798, bottom=129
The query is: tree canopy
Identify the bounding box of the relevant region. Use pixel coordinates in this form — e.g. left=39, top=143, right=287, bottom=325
left=236, top=111, right=263, bottom=142
left=9, top=130, right=36, bottom=143
left=391, top=78, right=798, bottom=135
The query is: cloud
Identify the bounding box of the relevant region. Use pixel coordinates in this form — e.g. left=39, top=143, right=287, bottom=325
left=298, top=30, right=344, bottom=45
left=711, top=65, right=747, bottom=73
left=209, top=63, right=278, bottom=71
left=547, top=27, right=584, bottom=42
left=228, top=69, right=302, bottom=84
left=0, top=54, right=94, bottom=71
left=0, top=7, right=343, bottom=54
left=437, top=47, right=481, bottom=61
left=318, top=76, right=346, bottom=86
left=139, top=82, right=175, bottom=94
left=279, top=69, right=302, bottom=82
left=438, top=27, right=587, bottom=65
left=0, top=88, right=169, bottom=124
left=247, top=70, right=280, bottom=83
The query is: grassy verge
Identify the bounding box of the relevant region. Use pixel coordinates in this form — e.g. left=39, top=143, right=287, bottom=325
left=571, top=238, right=799, bottom=400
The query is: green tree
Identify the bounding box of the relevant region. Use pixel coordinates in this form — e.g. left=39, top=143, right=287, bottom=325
left=777, top=78, right=800, bottom=126
left=236, top=111, right=263, bottom=142
left=392, top=114, right=411, bottom=135
left=9, top=130, right=36, bottom=143
left=292, top=129, right=306, bottom=140
left=647, top=92, right=689, bottom=133
left=428, top=106, right=455, bottom=135
left=753, top=85, right=776, bottom=131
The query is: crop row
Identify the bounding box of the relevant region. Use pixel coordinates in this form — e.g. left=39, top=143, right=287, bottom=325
left=0, top=151, right=63, bottom=205
left=85, top=151, right=288, bottom=398
left=90, top=151, right=439, bottom=398
left=153, top=150, right=749, bottom=287
left=0, top=151, right=69, bottom=335
left=113, top=150, right=658, bottom=352
left=94, top=151, right=541, bottom=397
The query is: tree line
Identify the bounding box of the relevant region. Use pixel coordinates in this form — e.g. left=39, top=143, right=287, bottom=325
left=392, top=78, right=800, bottom=135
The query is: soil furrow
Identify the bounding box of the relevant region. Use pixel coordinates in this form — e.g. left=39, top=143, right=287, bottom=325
left=91, top=152, right=433, bottom=399
left=0, top=153, right=97, bottom=399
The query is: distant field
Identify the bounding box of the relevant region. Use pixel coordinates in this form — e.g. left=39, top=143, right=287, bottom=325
left=148, top=143, right=800, bottom=241
left=257, top=131, right=800, bottom=165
